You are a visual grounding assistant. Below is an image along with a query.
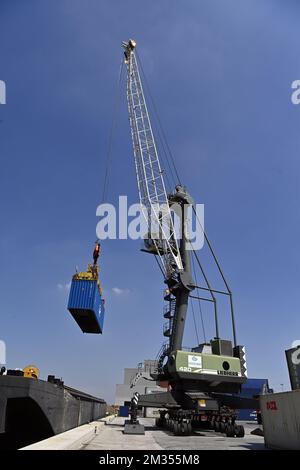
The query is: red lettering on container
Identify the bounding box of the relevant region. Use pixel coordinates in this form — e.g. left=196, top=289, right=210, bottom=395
left=266, top=401, right=278, bottom=410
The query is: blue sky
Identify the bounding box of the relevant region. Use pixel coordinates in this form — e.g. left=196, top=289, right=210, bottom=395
left=1, top=0, right=300, bottom=403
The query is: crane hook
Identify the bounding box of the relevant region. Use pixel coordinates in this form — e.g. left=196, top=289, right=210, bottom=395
left=93, top=242, right=101, bottom=267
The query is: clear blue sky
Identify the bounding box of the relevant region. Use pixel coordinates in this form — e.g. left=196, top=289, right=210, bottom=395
left=1, top=0, right=300, bottom=403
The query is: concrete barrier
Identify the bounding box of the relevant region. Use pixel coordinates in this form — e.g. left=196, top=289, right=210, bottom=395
left=20, top=415, right=115, bottom=450
left=260, top=390, right=300, bottom=450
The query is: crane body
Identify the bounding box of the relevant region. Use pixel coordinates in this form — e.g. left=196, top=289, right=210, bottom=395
left=122, top=40, right=251, bottom=437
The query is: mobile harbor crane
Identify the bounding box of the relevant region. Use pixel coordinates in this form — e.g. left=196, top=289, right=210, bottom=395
left=122, top=39, right=256, bottom=437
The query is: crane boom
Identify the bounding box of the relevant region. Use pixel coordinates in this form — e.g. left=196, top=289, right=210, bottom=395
left=122, top=39, right=183, bottom=277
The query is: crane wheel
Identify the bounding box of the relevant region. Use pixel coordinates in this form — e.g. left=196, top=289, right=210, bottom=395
left=234, top=425, right=245, bottom=438
left=219, top=422, right=226, bottom=433
left=182, top=422, right=189, bottom=435
left=226, top=424, right=235, bottom=437
left=175, top=421, right=187, bottom=436
left=173, top=421, right=180, bottom=435
left=155, top=418, right=162, bottom=428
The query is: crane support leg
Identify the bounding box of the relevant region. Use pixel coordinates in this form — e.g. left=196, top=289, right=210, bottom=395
left=123, top=393, right=145, bottom=435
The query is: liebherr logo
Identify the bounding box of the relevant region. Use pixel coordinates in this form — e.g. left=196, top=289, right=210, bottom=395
left=217, top=370, right=238, bottom=376
left=0, top=80, right=6, bottom=104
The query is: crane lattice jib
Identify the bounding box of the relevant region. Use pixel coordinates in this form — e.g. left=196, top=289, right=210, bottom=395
left=123, top=40, right=183, bottom=276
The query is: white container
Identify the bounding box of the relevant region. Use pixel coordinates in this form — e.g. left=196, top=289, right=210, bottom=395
left=144, top=407, right=161, bottom=418
left=260, top=390, right=300, bottom=450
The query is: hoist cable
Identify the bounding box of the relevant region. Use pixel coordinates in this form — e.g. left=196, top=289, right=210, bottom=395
left=136, top=51, right=182, bottom=187
left=154, top=253, right=166, bottom=279
left=135, top=52, right=175, bottom=191
left=101, top=59, right=124, bottom=204
left=190, top=299, right=200, bottom=346
left=191, top=251, right=207, bottom=343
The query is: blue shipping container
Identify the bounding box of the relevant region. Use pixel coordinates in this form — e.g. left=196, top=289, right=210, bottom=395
left=119, top=406, right=129, bottom=417
left=241, top=378, right=270, bottom=391
left=234, top=378, right=271, bottom=422
left=68, top=279, right=105, bottom=334
left=237, top=409, right=257, bottom=421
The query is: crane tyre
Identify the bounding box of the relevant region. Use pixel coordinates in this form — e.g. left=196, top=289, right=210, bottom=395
left=235, top=425, right=245, bottom=438
left=173, top=421, right=179, bottom=435
left=226, top=424, right=235, bottom=437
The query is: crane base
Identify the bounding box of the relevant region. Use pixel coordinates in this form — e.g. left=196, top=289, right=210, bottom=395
left=123, top=421, right=145, bottom=435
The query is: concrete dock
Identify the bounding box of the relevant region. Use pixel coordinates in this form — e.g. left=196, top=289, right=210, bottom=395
left=83, top=417, right=265, bottom=451
left=21, top=416, right=265, bottom=450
